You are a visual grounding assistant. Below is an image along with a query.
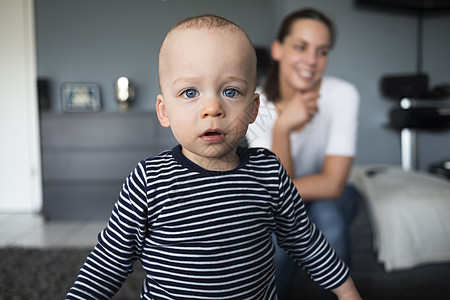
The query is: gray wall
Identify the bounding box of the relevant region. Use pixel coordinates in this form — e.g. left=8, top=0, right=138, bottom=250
left=35, top=0, right=450, bottom=171
left=35, top=0, right=274, bottom=111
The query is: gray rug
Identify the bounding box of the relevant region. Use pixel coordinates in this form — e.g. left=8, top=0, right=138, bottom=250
left=0, top=247, right=145, bottom=300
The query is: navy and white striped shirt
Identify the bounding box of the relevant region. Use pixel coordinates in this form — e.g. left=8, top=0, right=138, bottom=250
left=66, top=146, right=349, bottom=299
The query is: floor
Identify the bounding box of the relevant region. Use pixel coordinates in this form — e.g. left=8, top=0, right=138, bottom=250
left=2, top=206, right=450, bottom=300
left=0, top=213, right=105, bottom=248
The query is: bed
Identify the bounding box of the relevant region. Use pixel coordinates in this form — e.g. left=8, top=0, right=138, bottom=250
left=351, top=165, right=450, bottom=272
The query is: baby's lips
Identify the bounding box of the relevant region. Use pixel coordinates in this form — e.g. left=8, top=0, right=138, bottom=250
left=201, top=129, right=225, bottom=137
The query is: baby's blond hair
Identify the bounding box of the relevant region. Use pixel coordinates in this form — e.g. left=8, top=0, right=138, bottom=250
left=172, top=14, right=242, bottom=31
left=158, top=14, right=257, bottom=89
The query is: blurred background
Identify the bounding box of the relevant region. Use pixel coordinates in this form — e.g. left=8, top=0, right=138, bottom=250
left=1, top=0, right=450, bottom=216
left=1, top=1, right=449, bottom=299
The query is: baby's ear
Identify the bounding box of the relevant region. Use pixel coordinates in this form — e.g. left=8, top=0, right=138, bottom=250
left=156, top=95, right=170, bottom=128
left=249, top=93, right=260, bottom=124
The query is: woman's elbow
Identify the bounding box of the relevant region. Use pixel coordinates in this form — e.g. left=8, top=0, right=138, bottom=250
left=329, top=181, right=347, bottom=199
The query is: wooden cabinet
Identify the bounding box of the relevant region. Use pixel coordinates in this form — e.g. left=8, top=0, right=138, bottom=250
left=40, top=112, right=176, bottom=220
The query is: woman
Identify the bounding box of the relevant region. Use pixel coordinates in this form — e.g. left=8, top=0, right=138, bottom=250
left=247, top=8, right=360, bottom=299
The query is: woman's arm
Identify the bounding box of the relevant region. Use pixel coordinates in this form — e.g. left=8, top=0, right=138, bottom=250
left=272, top=115, right=353, bottom=202
left=272, top=117, right=295, bottom=176
left=271, top=90, right=319, bottom=177
left=292, top=155, right=353, bottom=202
left=272, top=83, right=358, bottom=202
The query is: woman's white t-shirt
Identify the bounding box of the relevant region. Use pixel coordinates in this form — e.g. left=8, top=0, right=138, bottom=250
left=247, top=76, right=360, bottom=178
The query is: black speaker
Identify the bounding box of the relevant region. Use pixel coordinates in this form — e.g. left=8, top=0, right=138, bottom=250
left=357, top=0, right=450, bottom=11
left=37, top=78, right=50, bottom=110
left=380, top=73, right=428, bottom=99
left=389, top=106, right=450, bottom=129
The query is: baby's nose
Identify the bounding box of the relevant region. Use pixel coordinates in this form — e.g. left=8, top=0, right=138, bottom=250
left=201, top=95, right=225, bottom=118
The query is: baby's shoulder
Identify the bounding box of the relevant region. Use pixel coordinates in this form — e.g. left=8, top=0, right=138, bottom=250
left=247, top=147, right=280, bottom=163
left=137, top=149, right=179, bottom=173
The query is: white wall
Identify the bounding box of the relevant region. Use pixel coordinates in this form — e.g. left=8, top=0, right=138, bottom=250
left=0, top=0, right=42, bottom=212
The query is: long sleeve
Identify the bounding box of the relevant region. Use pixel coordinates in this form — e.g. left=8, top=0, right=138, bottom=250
left=66, top=162, right=148, bottom=300
left=273, top=159, right=350, bottom=290
left=66, top=147, right=350, bottom=299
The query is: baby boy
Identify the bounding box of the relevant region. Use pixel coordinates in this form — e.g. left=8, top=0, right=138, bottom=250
left=66, top=14, right=361, bottom=300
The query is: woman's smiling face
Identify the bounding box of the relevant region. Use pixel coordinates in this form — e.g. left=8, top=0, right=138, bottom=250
left=272, top=18, right=331, bottom=94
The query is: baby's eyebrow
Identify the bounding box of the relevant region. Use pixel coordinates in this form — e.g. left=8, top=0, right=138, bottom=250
left=172, top=77, right=202, bottom=86
left=225, top=77, right=249, bottom=85
left=172, top=76, right=249, bottom=86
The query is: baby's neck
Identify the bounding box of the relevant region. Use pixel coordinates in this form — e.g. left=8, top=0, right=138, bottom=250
left=182, top=147, right=240, bottom=172
left=197, top=154, right=240, bottom=172
left=207, top=162, right=239, bottom=171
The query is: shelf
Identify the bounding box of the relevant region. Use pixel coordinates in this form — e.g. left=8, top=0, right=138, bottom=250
left=40, top=112, right=177, bottom=220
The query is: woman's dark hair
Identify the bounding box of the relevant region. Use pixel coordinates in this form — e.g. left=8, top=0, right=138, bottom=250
left=263, top=8, right=336, bottom=102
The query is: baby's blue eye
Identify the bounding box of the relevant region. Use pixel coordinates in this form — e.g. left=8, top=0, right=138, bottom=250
left=223, top=88, right=239, bottom=98
left=182, top=89, right=198, bottom=99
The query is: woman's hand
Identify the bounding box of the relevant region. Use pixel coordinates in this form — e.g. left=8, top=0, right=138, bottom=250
left=272, top=90, right=319, bottom=177
left=276, top=90, right=319, bottom=133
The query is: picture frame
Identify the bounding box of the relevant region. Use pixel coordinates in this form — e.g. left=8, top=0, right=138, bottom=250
left=62, top=83, right=101, bottom=112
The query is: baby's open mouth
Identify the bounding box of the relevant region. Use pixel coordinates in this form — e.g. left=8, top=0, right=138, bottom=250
left=201, top=129, right=226, bottom=142
left=202, top=129, right=224, bottom=136
left=204, top=132, right=221, bottom=136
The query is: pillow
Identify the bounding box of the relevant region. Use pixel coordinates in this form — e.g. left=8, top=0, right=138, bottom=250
left=352, top=165, right=450, bottom=271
